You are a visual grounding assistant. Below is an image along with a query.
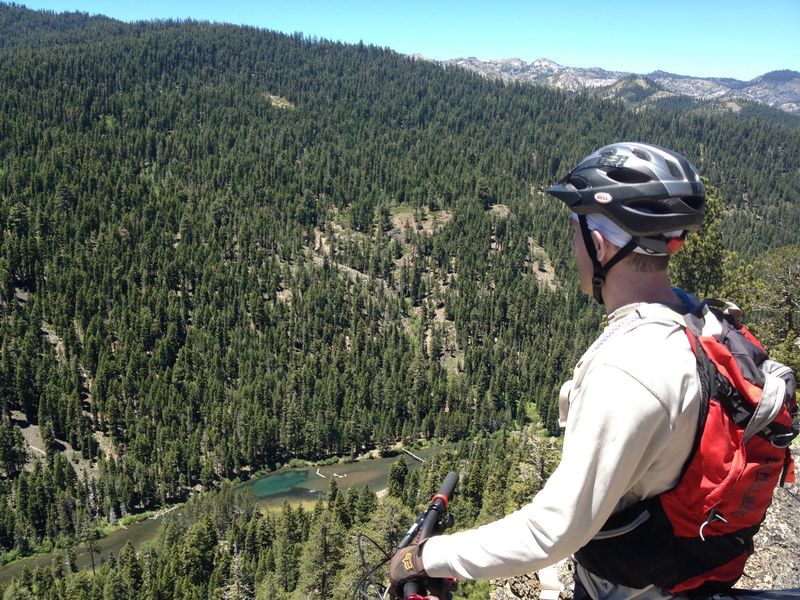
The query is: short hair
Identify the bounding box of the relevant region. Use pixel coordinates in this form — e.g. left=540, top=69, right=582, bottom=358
left=626, top=251, right=670, bottom=272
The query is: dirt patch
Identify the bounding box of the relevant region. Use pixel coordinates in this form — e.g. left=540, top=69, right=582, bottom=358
left=11, top=410, right=97, bottom=479
left=264, top=93, right=295, bottom=109
left=440, top=351, right=463, bottom=376
left=724, top=100, right=743, bottom=113
left=651, top=90, right=675, bottom=101
left=490, top=204, right=510, bottom=218
left=527, top=239, right=558, bottom=291
left=314, top=228, right=331, bottom=256
left=41, top=323, right=67, bottom=364
left=12, top=411, right=47, bottom=465
left=391, top=211, right=415, bottom=232
left=94, top=431, right=117, bottom=461
left=306, top=226, right=394, bottom=295
left=391, top=208, right=452, bottom=235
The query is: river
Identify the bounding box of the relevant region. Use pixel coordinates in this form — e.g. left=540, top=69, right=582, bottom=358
left=0, top=448, right=432, bottom=584
left=246, top=448, right=432, bottom=505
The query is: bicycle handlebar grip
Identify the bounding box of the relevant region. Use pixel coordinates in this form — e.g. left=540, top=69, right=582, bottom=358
left=403, top=580, right=421, bottom=599
left=436, top=471, right=459, bottom=503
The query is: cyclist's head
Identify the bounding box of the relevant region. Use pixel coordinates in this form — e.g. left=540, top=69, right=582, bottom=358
left=547, top=142, right=705, bottom=254
left=546, top=142, right=706, bottom=302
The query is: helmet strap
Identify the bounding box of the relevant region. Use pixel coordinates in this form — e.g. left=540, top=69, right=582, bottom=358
left=578, top=216, right=637, bottom=305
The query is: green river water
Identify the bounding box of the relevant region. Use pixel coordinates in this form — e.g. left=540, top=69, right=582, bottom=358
left=0, top=449, right=432, bottom=585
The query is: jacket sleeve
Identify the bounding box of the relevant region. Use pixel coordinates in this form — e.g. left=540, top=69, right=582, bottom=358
left=421, top=364, right=679, bottom=580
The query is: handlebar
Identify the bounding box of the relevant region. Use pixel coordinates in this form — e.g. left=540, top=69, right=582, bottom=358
left=397, top=471, right=459, bottom=549
left=352, top=467, right=460, bottom=600
left=402, top=471, right=459, bottom=600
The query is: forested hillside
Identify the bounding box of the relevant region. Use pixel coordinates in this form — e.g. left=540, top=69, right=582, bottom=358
left=0, top=4, right=798, bottom=598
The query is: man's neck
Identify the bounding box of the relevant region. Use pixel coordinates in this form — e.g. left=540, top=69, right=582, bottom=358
left=601, top=269, right=680, bottom=315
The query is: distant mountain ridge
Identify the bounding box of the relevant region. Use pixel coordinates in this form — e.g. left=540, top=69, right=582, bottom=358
left=437, top=57, right=800, bottom=116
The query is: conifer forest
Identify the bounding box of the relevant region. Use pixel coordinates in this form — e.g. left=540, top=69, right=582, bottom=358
left=0, top=4, right=798, bottom=598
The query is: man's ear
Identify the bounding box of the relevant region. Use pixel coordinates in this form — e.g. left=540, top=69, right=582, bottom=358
left=590, top=230, right=621, bottom=265
left=590, top=229, right=608, bottom=262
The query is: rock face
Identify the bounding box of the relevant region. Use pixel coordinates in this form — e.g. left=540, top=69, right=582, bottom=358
left=736, top=446, right=800, bottom=590
left=439, top=57, right=800, bottom=115
left=488, top=446, right=800, bottom=599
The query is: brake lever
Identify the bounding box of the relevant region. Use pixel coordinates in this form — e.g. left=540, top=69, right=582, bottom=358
left=431, top=512, right=454, bottom=537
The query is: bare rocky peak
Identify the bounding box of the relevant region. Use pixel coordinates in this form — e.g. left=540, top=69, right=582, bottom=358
left=444, top=57, right=626, bottom=89
left=438, top=57, right=800, bottom=115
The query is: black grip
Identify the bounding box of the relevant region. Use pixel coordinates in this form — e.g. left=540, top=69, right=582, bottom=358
left=437, top=471, right=459, bottom=501
left=403, top=579, right=420, bottom=599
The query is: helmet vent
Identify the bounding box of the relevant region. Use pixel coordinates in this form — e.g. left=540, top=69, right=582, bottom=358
left=606, top=168, right=650, bottom=184
left=682, top=195, right=705, bottom=211
left=666, top=160, right=683, bottom=179
left=628, top=200, right=669, bottom=214
left=569, top=175, right=590, bottom=190
left=631, top=148, right=651, bottom=161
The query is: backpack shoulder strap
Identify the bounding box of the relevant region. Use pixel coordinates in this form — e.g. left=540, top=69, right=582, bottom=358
left=681, top=326, right=714, bottom=479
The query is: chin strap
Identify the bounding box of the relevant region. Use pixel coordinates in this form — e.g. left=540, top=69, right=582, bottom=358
left=578, top=215, right=637, bottom=305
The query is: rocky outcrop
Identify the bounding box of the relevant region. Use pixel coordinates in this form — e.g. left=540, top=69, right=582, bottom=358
left=437, top=57, right=800, bottom=116
left=736, top=446, right=800, bottom=590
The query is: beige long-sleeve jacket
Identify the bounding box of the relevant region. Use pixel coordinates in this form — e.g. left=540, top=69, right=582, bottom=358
left=422, top=302, right=703, bottom=595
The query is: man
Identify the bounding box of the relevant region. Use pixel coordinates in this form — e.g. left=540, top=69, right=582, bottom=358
left=390, top=142, right=708, bottom=600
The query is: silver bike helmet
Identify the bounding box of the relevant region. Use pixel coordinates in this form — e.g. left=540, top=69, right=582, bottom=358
left=546, top=142, right=705, bottom=238
left=546, top=142, right=706, bottom=304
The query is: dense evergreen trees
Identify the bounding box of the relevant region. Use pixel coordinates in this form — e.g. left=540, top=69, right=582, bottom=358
left=0, top=432, right=559, bottom=598
left=0, top=4, right=797, bottom=590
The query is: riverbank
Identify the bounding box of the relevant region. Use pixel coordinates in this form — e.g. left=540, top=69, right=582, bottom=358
left=246, top=444, right=435, bottom=506
left=0, top=503, right=186, bottom=586
left=0, top=441, right=437, bottom=584
left=0, top=506, right=168, bottom=570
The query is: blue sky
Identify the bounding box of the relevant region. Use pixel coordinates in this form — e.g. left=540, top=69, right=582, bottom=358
left=19, top=0, right=800, bottom=80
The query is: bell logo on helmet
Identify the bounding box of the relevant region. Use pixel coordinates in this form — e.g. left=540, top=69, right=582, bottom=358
left=594, top=192, right=613, bottom=204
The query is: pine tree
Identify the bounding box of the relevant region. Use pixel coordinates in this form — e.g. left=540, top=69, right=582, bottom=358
left=748, top=245, right=800, bottom=373
left=354, top=485, right=378, bottom=525
left=0, top=422, right=27, bottom=477
left=386, top=456, right=408, bottom=499
left=669, top=179, right=725, bottom=297
left=271, top=502, right=300, bottom=594
left=331, top=496, right=414, bottom=600
left=476, top=433, right=510, bottom=525
left=117, top=541, right=142, bottom=598
left=176, top=516, right=218, bottom=589
left=295, top=506, right=346, bottom=599
left=102, top=569, right=128, bottom=600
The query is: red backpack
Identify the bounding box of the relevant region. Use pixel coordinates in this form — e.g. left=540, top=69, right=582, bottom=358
left=576, top=300, right=798, bottom=596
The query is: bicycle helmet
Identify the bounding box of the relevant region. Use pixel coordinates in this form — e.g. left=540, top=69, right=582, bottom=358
left=546, top=142, right=706, bottom=304
left=547, top=142, right=705, bottom=236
